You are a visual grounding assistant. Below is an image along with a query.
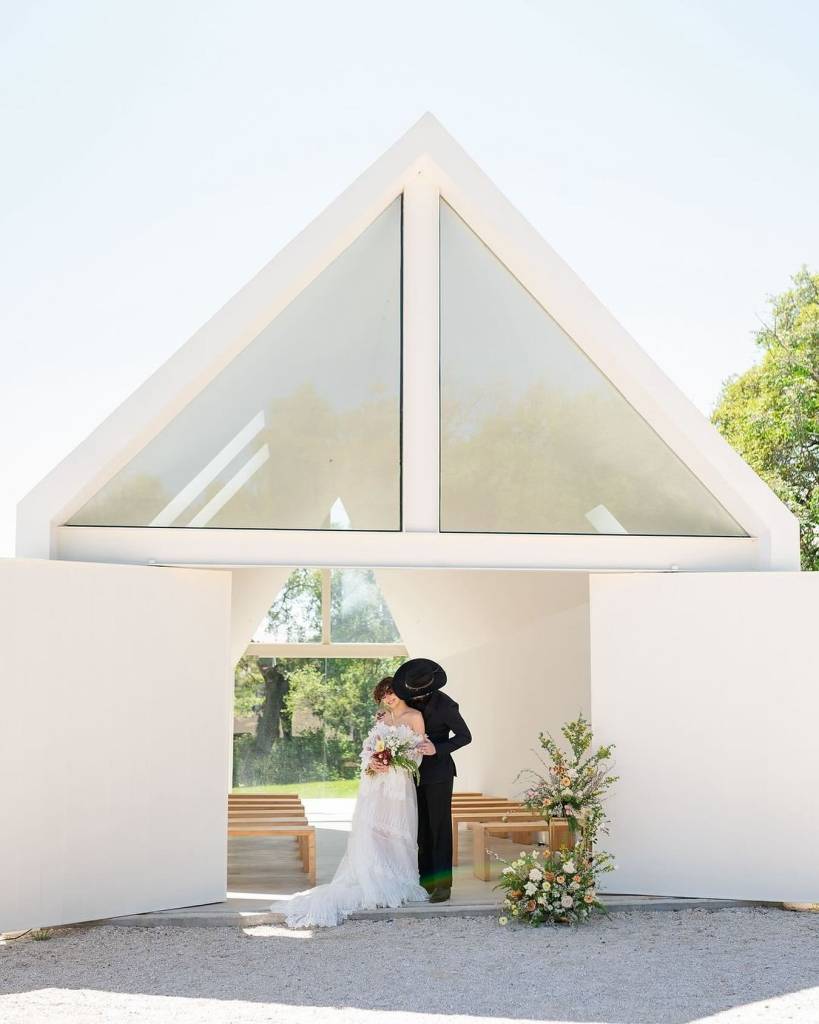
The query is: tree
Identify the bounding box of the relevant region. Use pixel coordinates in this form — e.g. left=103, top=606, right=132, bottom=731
left=712, top=268, right=819, bottom=571
left=233, top=655, right=293, bottom=754
left=255, top=658, right=292, bottom=752
left=285, top=656, right=403, bottom=749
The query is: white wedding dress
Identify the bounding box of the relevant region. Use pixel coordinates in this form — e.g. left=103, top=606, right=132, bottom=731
left=282, top=722, right=430, bottom=928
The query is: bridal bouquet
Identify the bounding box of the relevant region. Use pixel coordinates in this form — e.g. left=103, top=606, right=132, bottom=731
left=360, top=722, right=423, bottom=783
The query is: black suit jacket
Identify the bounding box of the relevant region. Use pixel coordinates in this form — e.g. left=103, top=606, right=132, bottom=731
left=411, top=690, right=472, bottom=786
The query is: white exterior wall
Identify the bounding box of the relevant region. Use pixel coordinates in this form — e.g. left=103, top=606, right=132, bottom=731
left=0, top=559, right=232, bottom=932
left=377, top=569, right=590, bottom=797
left=590, top=571, right=819, bottom=902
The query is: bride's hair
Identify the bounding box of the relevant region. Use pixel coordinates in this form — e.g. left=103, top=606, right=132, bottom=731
left=373, top=677, right=394, bottom=704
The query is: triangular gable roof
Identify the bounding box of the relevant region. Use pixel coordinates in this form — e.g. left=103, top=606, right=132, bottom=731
left=17, top=113, right=798, bottom=567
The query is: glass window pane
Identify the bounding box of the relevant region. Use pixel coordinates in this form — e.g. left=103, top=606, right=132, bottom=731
left=330, top=568, right=400, bottom=643
left=252, top=569, right=322, bottom=643
left=68, top=199, right=402, bottom=530
left=439, top=201, right=747, bottom=537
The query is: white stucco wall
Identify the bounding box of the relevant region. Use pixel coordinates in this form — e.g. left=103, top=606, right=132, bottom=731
left=376, top=569, right=590, bottom=797
left=590, top=570, right=819, bottom=902
left=0, top=558, right=232, bottom=932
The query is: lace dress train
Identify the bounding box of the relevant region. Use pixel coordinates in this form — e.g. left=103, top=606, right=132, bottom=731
left=282, top=760, right=429, bottom=928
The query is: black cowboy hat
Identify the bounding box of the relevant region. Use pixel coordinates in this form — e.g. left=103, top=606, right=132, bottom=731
left=391, top=658, right=447, bottom=701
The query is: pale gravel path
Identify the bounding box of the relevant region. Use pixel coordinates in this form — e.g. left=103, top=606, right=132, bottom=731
left=1, top=909, right=818, bottom=1024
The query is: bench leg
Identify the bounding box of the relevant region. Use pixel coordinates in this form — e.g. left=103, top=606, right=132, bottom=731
left=472, top=825, right=492, bottom=882
left=306, top=831, right=316, bottom=886
left=452, top=820, right=460, bottom=866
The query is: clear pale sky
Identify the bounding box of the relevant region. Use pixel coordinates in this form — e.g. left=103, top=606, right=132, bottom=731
left=2, top=0, right=818, bottom=556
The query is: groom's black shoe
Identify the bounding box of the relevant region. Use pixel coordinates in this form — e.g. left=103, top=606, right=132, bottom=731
left=429, top=887, right=451, bottom=903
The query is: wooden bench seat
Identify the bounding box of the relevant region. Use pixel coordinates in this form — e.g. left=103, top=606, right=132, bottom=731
left=471, top=819, right=550, bottom=881
left=452, top=809, right=539, bottom=865
left=227, top=795, right=315, bottom=885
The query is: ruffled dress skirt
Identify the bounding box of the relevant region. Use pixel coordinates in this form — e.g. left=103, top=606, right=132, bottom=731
left=282, top=768, right=429, bottom=928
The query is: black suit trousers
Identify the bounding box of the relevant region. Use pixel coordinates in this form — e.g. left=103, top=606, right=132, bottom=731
left=417, top=776, right=454, bottom=891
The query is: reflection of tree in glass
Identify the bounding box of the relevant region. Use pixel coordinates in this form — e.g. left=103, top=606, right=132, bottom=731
left=68, top=473, right=172, bottom=527
left=330, top=569, right=400, bottom=643
left=69, top=386, right=399, bottom=529
left=442, top=383, right=743, bottom=536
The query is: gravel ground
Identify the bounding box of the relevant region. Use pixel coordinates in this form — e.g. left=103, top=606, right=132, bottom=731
left=1, top=908, right=818, bottom=1024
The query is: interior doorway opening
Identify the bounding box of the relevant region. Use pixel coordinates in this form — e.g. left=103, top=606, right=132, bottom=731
left=226, top=566, right=593, bottom=907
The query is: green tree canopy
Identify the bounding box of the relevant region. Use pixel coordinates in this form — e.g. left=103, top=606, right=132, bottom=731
left=712, top=268, right=819, bottom=570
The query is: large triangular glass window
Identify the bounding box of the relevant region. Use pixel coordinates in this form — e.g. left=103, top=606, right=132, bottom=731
left=439, top=201, right=747, bottom=537
left=68, top=199, right=402, bottom=530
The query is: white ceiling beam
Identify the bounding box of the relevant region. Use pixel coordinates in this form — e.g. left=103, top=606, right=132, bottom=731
left=56, top=525, right=761, bottom=572
left=246, top=642, right=407, bottom=659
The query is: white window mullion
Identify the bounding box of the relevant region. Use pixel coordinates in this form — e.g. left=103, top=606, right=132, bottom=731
left=401, top=175, right=440, bottom=532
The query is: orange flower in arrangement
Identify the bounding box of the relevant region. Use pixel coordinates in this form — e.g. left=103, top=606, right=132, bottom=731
left=544, top=871, right=555, bottom=883
left=573, top=875, right=582, bottom=884
left=526, top=900, right=537, bottom=912
left=583, top=893, right=594, bottom=904
left=556, top=875, right=566, bottom=884
left=510, top=890, right=523, bottom=900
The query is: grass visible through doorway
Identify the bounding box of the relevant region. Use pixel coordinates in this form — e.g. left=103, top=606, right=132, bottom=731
left=231, top=779, right=360, bottom=798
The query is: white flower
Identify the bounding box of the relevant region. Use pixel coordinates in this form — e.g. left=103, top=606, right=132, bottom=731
left=498, top=916, right=508, bottom=925
left=524, top=882, right=538, bottom=896
left=562, top=859, right=576, bottom=875
left=561, top=895, right=574, bottom=908
left=528, top=868, right=543, bottom=882
left=566, top=768, right=578, bottom=779
left=569, top=881, right=580, bottom=890
left=501, top=866, right=514, bottom=874
left=538, top=895, right=548, bottom=905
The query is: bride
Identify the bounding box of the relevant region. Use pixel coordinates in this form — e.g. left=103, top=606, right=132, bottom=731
left=282, top=676, right=430, bottom=928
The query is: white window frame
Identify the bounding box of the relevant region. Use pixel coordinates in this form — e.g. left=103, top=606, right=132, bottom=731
left=17, top=115, right=799, bottom=571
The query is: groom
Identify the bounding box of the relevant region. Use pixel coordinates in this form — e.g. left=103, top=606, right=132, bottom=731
left=390, top=658, right=472, bottom=903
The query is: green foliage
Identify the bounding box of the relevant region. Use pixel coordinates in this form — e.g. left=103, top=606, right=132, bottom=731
left=494, top=846, right=613, bottom=927
left=232, top=779, right=360, bottom=797
left=266, top=568, right=322, bottom=641
left=712, top=268, right=819, bottom=570
left=232, top=567, right=405, bottom=787
left=234, top=655, right=265, bottom=718
left=284, top=657, right=403, bottom=748
left=232, top=730, right=356, bottom=786
left=330, top=568, right=400, bottom=642
left=518, top=713, right=618, bottom=853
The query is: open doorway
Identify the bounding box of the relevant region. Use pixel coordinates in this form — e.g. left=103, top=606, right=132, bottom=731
left=227, top=567, right=592, bottom=908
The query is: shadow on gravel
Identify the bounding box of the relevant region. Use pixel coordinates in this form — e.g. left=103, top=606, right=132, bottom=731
left=1, top=909, right=818, bottom=1023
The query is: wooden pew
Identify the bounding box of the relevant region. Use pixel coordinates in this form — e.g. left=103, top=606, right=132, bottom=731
left=471, top=819, right=550, bottom=881
left=227, top=796, right=316, bottom=885
left=452, top=808, right=538, bottom=865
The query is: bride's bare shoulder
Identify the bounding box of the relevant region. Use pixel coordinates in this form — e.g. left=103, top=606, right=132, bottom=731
left=406, top=708, right=425, bottom=733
